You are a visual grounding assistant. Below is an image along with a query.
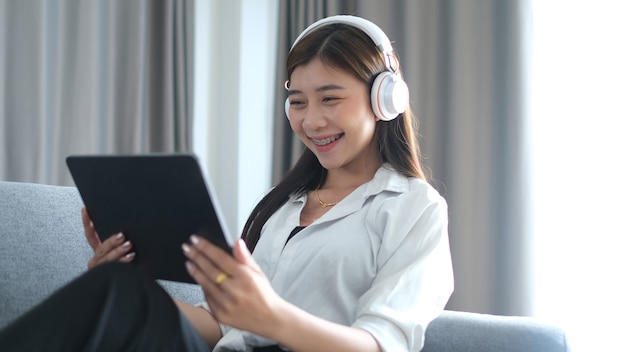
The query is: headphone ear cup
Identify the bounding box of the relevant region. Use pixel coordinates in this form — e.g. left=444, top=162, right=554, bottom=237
left=284, top=98, right=290, bottom=120
left=370, top=72, right=409, bottom=121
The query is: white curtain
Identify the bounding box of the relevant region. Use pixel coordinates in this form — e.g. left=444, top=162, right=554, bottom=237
left=0, top=0, right=194, bottom=186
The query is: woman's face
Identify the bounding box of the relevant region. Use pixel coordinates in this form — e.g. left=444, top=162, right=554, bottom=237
left=287, top=58, right=380, bottom=172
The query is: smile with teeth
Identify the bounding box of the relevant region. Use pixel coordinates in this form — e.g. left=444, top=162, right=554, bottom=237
left=311, top=134, right=343, bottom=146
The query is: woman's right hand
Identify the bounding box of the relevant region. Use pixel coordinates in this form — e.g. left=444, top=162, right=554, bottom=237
left=82, top=207, right=135, bottom=269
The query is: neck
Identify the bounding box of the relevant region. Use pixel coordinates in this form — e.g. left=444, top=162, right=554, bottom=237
left=322, top=161, right=382, bottom=190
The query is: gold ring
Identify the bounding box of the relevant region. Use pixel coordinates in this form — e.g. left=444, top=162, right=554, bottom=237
left=215, top=272, right=228, bottom=285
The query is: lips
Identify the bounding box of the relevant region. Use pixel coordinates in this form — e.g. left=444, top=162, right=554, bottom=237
left=311, top=133, right=344, bottom=146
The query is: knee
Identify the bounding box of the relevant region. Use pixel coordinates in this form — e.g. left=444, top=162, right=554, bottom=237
left=87, top=262, right=146, bottom=290
left=90, top=261, right=139, bottom=278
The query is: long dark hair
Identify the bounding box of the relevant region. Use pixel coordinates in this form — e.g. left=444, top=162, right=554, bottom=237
left=241, top=23, right=427, bottom=251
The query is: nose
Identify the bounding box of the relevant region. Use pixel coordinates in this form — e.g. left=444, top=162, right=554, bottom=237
left=301, top=103, right=327, bottom=130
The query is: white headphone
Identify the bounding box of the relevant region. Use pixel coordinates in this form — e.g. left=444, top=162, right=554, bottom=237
left=284, top=15, right=409, bottom=122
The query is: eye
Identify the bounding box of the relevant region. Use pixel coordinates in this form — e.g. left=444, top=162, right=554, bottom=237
left=322, top=96, right=339, bottom=103
left=289, top=99, right=305, bottom=107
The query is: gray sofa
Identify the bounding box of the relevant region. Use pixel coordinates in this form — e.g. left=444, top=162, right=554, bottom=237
left=0, top=181, right=570, bottom=351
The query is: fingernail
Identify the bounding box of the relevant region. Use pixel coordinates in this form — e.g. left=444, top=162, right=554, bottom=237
left=116, top=233, right=123, bottom=239
left=124, top=252, right=135, bottom=259
left=122, top=241, right=131, bottom=248
left=238, top=239, right=250, bottom=255
left=190, top=235, right=200, bottom=245
left=182, top=243, right=191, bottom=253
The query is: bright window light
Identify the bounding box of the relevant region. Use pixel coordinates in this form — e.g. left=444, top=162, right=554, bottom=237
left=530, top=1, right=626, bottom=350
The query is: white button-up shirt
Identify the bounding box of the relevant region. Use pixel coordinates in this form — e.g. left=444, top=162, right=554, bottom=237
left=214, top=164, right=454, bottom=351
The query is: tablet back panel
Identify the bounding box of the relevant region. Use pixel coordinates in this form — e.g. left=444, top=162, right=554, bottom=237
left=66, top=154, right=233, bottom=283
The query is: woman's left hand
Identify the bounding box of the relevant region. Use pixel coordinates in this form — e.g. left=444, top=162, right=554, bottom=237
left=182, top=236, right=286, bottom=337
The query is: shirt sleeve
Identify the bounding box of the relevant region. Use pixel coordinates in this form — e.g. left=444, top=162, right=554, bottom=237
left=351, top=185, right=454, bottom=352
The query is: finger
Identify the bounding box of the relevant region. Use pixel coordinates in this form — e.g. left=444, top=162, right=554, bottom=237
left=88, top=249, right=135, bottom=269
left=116, top=249, right=136, bottom=263
left=232, top=239, right=261, bottom=272
left=184, top=258, right=224, bottom=292
left=89, top=234, right=134, bottom=266
left=94, top=233, right=124, bottom=257
left=88, top=251, right=135, bottom=269
left=182, top=240, right=239, bottom=310
left=189, top=235, right=236, bottom=273
left=184, top=253, right=232, bottom=311
left=82, top=208, right=101, bottom=250
left=182, top=242, right=225, bottom=285
left=102, top=238, right=134, bottom=261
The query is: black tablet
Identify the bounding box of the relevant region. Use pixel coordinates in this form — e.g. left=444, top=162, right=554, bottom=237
left=66, top=154, right=235, bottom=283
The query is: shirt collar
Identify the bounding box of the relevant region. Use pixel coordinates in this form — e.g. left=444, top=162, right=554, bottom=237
left=287, top=163, right=410, bottom=204
left=363, top=163, right=410, bottom=197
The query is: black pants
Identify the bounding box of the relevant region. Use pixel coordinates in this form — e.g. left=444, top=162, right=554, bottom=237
left=0, top=262, right=209, bottom=352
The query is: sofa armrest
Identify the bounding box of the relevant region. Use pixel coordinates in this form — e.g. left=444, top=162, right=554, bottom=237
left=423, top=310, right=570, bottom=352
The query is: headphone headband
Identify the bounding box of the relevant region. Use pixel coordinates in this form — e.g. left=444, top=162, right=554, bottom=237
left=286, top=15, right=409, bottom=122
left=290, top=15, right=394, bottom=54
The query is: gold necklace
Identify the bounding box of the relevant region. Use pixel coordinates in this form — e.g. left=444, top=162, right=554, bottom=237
left=315, top=188, right=337, bottom=208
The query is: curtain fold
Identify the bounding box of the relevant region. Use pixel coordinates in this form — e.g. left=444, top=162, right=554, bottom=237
left=0, top=0, right=194, bottom=186
left=274, top=0, right=531, bottom=316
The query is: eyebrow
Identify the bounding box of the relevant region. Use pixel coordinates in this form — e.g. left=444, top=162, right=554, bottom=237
left=286, top=84, right=345, bottom=97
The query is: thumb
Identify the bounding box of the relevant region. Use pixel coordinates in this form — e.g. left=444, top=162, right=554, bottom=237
left=232, top=239, right=261, bottom=270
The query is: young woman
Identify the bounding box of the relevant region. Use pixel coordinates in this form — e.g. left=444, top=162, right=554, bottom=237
left=0, top=15, right=453, bottom=352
